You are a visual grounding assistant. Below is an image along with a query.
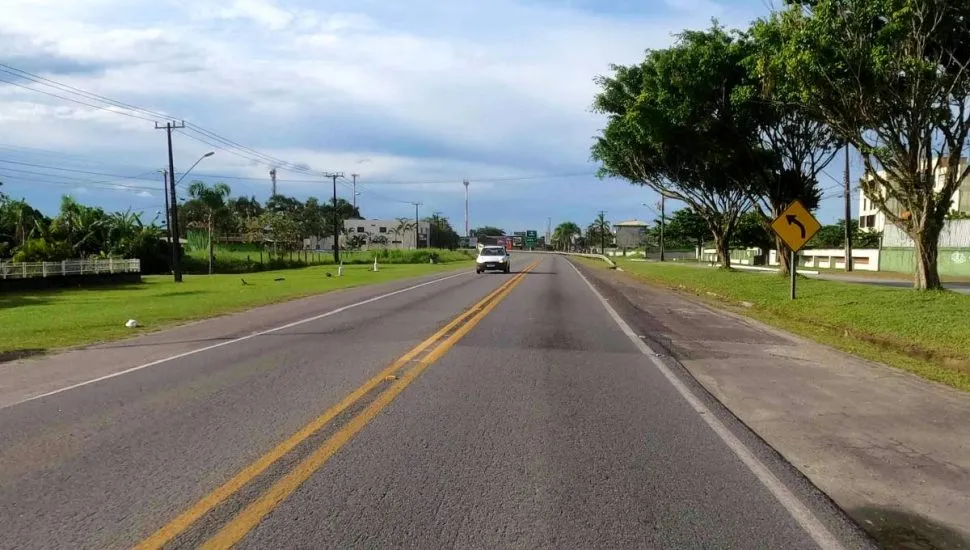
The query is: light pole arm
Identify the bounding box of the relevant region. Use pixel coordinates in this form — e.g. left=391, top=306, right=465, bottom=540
left=176, top=152, right=215, bottom=186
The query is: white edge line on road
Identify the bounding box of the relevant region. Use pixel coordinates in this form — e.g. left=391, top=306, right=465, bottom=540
left=14, top=271, right=472, bottom=408
left=567, top=260, right=845, bottom=550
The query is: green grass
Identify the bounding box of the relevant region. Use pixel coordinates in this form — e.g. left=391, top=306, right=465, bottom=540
left=582, top=257, right=970, bottom=391
left=0, top=261, right=472, bottom=358
left=182, top=245, right=476, bottom=274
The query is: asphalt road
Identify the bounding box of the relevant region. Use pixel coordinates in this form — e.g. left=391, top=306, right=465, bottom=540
left=0, top=254, right=875, bottom=549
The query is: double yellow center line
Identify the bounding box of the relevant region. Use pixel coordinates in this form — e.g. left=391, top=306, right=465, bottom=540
left=135, top=259, right=540, bottom=550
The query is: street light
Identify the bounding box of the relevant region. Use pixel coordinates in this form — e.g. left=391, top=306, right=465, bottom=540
left=167, top=151, right=215, bottom=282
left=176, top=151, right=215, bottom=185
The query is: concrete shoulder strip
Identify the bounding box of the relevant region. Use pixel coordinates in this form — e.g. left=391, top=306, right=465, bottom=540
left=10, top=271, right=471, bottom=409
left=566, top=260, right=844, bottom=550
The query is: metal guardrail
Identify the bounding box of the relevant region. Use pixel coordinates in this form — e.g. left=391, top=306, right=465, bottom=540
left=0, top=258, right=141, bottom=280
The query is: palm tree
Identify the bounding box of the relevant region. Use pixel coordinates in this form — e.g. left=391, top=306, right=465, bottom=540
left=188, top=181, right=232, bottom=274
left=587, top=213, right=612, bottom=255
left=393, top=217, right=416, bottom=248
left=552, top=221, right=581, bottom=251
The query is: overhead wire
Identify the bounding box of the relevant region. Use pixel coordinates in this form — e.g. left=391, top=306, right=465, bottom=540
left=0, top=62, right=599, bottom=206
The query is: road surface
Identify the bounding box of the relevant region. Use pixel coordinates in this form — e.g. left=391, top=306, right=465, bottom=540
left=0, top=254, right=874, bottom=549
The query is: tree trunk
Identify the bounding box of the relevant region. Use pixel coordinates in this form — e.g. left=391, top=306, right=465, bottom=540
left=912, top=221, right=943, bottom=290
left=714, top=232, right=731, bottom=269
left=207, top=217, right=214, bottom=275
left=776, top=235, right=791, bottom=276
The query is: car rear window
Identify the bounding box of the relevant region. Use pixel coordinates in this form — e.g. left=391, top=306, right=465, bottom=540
left=480, top=247, right=505, bottom=255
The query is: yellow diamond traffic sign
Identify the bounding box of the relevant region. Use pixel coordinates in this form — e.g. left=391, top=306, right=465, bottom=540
left=771, top=199, right=821, bottom=252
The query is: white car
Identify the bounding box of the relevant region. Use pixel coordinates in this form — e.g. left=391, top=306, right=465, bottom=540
left=476, top=246, right=511, bottom=274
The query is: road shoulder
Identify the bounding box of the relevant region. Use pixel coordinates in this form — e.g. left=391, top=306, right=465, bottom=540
left=571, top=258, right=970, bottom=549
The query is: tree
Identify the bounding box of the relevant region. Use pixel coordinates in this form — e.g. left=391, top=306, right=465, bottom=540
left=592, top=26, right=762, bottom=268
left=264, top=194, right=303, bottom=215
left=732, top=210, right=774, bottom=252
left=470, top=226, right=505, bottom=238
left=50, top=196, right=108, bottom=258
left=300, top=197, right=329, bottom=240
left=393, top=217, right=416, bottom=247
left=259, top=211, right=300, bottom=256
left=780, top=0, right=970, bottom=288
left=425, top=212, right=460, bottom=249
left=187, top=181, right=232, bottom=274
left=809, top=219, right=882, bottom=249
left=228, top=196, right=263, bottom=234
left=746, top=13, right=839, bottom=274
left=586, top=212, right=613, bottom=254
left=551, top=221, right=581, bottom=251
left=664, top=208, right=710, bottom=253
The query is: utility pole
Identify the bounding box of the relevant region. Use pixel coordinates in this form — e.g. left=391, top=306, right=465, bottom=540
left=844, top=144, right=853, bottom=272
left=598, top=210, right=607, bottom=255
left=269, top=168, right=277, bottom=197
left=351, top=173, right=359, bottom=211
left=323, top=172, right=344, bottom=263
left=546, top=217, right=552, bottom=247
left=155, top=121, right=185, bottom=282
left=659, top=195, right=666, bottom=262
left=463, top=179, right=470, bottom=237
left=411, top=202, right=423, bottom=249
left=159, top=169, right=172, bottom=262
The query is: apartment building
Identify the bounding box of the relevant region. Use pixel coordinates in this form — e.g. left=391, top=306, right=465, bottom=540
left=859, top=156, right=970, bottom=232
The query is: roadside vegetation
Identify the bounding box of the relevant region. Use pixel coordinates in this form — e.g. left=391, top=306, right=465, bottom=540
left=0, top=183, right=469, bottom=275
left=589, top=0, right=970, bottom=290
left=589, top=257, right=970, bottom=392
left=0, top=262, right=471, bottom=358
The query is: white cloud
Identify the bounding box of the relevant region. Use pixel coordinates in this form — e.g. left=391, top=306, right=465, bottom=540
left=0, top=0, right=767, bottom=222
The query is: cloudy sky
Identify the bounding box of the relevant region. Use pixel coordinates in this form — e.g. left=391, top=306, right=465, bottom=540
left=0, top=0, right=858, bottom=233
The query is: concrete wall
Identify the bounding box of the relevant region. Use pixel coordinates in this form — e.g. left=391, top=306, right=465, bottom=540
left=880, top=248, right=970, bottom=277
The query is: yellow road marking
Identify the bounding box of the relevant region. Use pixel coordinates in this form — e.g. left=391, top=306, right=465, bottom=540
left=134, top=260, right=539, bottom=550
left=200, top=260, right=537, bottom=549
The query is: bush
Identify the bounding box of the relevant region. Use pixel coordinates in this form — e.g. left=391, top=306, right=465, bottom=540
left=11, top=238, right=72, bottom=262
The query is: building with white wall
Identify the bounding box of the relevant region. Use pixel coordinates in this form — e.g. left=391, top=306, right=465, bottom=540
left=859, top=157, right=970, bottom=232
left=304, top=219, right=431, bottom=250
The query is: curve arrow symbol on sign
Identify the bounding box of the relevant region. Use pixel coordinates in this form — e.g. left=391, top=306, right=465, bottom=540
left=786, top=214, right=806, bottom=239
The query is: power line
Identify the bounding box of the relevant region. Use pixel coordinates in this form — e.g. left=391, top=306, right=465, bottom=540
left=0, top=77, right=157, bottom=122
left=0, top=172, right=161, bottom=194
left=0, top=63, right=321, bottom=179
left=0, top=63, right=172, bottom=120
left=0, top=158, right=159, bottom=182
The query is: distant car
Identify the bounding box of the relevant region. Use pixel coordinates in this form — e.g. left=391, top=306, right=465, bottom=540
left=476, top=246, right=510, bottom=274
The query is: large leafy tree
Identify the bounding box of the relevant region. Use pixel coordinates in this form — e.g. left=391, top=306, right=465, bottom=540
left=425, top=212, right=461, bottom=249
left=746, top=13, right=839, bottom=274
left=187, top=181, right=232, bottom=274
left=780, top=0, right=970, bottom=288
left=664, top=208, right=711, bottom=252
left=592, top=26, right=763, bottom=268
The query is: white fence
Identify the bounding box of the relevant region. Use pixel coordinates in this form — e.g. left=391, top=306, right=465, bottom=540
left=0, top=258, right=141, bottom=280
left=882, top=219, right=970, bottom=248
left=768, top=249, right=880, bottom=271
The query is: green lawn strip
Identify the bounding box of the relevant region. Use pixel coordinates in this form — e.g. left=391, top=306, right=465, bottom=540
left=0, top=262, right=472, bottom=356
left=576, top=256, right=970, bottom=392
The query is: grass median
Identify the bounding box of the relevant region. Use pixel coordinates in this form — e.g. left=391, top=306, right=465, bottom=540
left=586, top=257, right=970, bottom=392
left=0, top=261, right=472, bottom=359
